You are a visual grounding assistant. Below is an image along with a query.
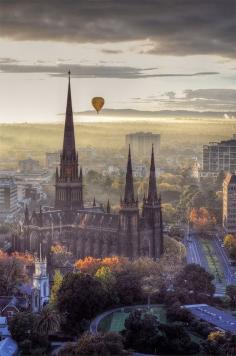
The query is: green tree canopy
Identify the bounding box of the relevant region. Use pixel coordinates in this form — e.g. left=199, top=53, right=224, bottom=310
left=57, top=272, right=108, bottom=333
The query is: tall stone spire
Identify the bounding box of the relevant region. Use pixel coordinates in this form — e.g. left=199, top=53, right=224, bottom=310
left=124, top=145, right=135, bottom=204
left=107, top=199, right=111, bottom=213
left=147, top=144, right=158, bottom=203
left=55, top=72, right=83, bottom=210
left=62, top=70, right=76, bottom=160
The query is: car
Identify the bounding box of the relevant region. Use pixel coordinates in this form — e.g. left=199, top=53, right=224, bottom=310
left=221, top=244, right=224, bottom=248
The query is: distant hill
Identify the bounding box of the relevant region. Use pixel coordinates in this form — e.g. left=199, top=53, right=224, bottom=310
left=74, top=109, right=236, bottom=119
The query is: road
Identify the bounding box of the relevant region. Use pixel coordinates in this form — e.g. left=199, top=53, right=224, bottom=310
left=184, top=228, right=236, bottom=296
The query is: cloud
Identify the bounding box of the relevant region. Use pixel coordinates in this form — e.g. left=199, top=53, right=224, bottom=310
left=0, top=57, right=19, bottom=64
left=0, top=62, right=219, bottom=79
left=0, top=1, right=235, bottom=58
left=100, top=49, right=123, bottom=54
left=159, top=89, right=236, bottom=111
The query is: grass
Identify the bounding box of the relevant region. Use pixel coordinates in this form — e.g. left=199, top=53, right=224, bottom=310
left=97, top=305, right=204, bottom=348
left=98, top=305, right=167, bottom=333
left=200, top=238, right=225, bottom=284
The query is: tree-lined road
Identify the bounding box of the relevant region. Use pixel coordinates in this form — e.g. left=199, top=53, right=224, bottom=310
left=185, top=228, right=236, bottom=296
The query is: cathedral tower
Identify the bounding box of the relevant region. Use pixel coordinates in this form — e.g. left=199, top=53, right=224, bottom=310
left=119, top=145, right=139, bottom=258
left=143, top=145, right=163, bottom=259
left=55, top=72, right=83, bottom=210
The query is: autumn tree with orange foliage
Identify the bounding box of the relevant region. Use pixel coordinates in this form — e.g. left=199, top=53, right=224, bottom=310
left=0, top=249, right=32, bottom=295
left=51, top=244, right=74, bottom=267
left=189, top=207, right=216, bottom=232
left=75, top=256, right=127, bottom=275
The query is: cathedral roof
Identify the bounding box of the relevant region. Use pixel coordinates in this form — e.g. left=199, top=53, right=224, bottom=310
left=28, top=208, right=119, bottom=231
left=75, top=211, right=119, bottom=231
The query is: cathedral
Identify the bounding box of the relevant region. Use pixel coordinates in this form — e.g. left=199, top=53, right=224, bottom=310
left=14, top=73, right=164, bottom=263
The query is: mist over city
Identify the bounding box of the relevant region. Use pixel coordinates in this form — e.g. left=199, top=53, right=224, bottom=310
left=0, top=1, right=236, bottom=355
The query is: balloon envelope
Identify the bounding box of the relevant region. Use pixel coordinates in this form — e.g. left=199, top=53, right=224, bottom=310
left=92, top=97, right=105, bottom=114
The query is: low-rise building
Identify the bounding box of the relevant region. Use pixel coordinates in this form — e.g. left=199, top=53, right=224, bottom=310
left=0, top=317, right=10, bottom=340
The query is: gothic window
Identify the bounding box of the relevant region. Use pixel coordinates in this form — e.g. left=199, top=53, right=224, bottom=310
left=43, top=281, right=47, bottom=297
left=35, top=294, right=39, bottom=308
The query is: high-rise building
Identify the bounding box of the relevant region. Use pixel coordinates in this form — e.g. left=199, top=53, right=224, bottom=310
left=45, top=152, right=60, bottom=169
left=202, top=138, right=236, bottom=178
left=223, top=173, right=236, bottom=234
left=0, top=178, right=18, bottom=222
left=126, top=132, right=160, bottom=158
left=18, top=158, right=40, bottom=174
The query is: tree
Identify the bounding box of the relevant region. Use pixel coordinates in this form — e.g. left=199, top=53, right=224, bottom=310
left=75, top=256, right=101, bottom=275
left=202, top=331, right=236, bottom=355
left=114, top=269, right=143, bottom=305
left=34, top=306, right=60, bottom=337
left=75, top=256, right=125, bottom=275
left=141, top=274, right=163, bottom=308
left=226, top=285, right=236, bottom=306
left=159, top=324, right=199, bottom=355
left=76, top=332, right=129, bottom=355
left=59, top=332, right=129, bottom=355
left=0, top=251, right=29, bottom=295
left=166, top=302, right=194, bottom=323
left=123, top=310, right=160, bottom=354
left=173, top=264, right=215, bottom=303
left=162, top=203, right=177, bottom=224
left=51, top=244, right=74, bottom=267
left=190, top=191, right=206, bottom=209
left=230, top=246, right=236, bottom=260
left=50, top=269, right=63, bottom=306
left=57, top=272, right=108, bottom=333
left=9, top=312, right=38, bottom=343
left=123, top=310, right=199, bottom=355
left=9, top=311, right=50, bottom=355
left=159, top=237, right=186, bottom=289
left=95, top=266, right=114, bottom=288
left=95, top=266, right=119, bottom=305
left=189, top=207, right=216, bottom=232
left=224, top=234, right=236, bottom=249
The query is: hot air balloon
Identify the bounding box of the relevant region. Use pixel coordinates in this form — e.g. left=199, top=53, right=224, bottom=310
left=91, top=97, right=105, bottom=114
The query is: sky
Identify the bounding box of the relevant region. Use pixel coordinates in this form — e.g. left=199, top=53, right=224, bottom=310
left=0, top=0, right=236, bottom=123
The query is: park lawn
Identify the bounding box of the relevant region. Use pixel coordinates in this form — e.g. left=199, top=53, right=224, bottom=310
left=97, top=305, right=204, bottom=349
left=98, top=305, right=166, bottom=333
left=110, top=311, right=130, bottom=332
